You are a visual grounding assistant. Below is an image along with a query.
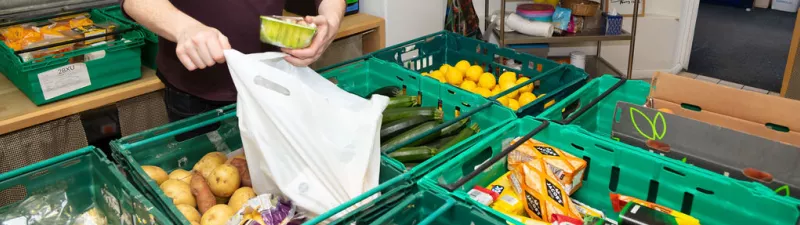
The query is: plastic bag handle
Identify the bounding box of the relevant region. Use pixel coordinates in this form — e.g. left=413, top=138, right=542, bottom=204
left=383, top=101, right=494, bottom=154
left=303, top=173, right=412, bottom=224
left=439, top=119, right=550, bottom=192
left=555, top=77, right=628, bottom=125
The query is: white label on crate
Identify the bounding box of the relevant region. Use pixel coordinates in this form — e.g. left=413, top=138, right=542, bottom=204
left=38, top=63, right=91, bottom=100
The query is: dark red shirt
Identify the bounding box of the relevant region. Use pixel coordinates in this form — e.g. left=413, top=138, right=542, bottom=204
left=124, top=0, right=321, bottom=101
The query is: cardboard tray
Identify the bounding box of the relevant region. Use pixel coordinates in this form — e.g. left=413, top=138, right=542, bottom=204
left=649, top=72, right=800, bottom=147
left=612, top=102, right=800, bottom=199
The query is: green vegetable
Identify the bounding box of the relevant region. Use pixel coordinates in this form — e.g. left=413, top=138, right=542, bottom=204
left=369, top=86, right=402, bottom=97
left=380, top=116, right=432, bottom=141
left=440, top=118, right=469, bottom=136
left=389, top=146, right=438, bottom=163
left=429, top=135, right=457, bottom=149
left=382, top=107, right=442, bottom=124
left=439, top=123, right=480, bottom=152
left=381, top=121, right=439, bottom=152
left=407, top=118, right=469, bottom=146
left=386, top=95, right=419, bottom=109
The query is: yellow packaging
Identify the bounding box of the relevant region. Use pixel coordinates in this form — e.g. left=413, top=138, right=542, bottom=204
left=508, top=138, right=587, bottom=194
left=514, top=160, right=582, bottom=222
left=505, top=215, right=549, bottom=225
left=487, top=172, right=525, bottom=216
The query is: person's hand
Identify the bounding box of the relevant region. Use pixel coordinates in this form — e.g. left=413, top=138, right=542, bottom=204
left=176, top=24, right=232, bottom=71
left=282, top=15, right=340, bottom=67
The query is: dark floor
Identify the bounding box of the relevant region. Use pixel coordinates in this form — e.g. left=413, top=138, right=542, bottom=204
left=688, top=3, right=795, bottom=92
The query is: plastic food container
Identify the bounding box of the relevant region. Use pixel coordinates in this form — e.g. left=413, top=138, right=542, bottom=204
left=259, top=16, right=317, bottom=49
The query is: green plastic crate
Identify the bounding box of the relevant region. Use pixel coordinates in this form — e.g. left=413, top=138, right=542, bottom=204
left=305, top=174, right=509, bottom=224
left=371, top=31, right=588, bottom=117
left=537, top=75, right=650, bottom=139
left=369, top=189, right=510, bottom=225
left=99, top=5, right=158, bottom=69
left=319, top=57, right=516, bottom=177
left=0, top=146, right=168, bottom=225
left=110, top=104, right=406, bottom=224
left=421, top=117, right=800, bottom=225
left=0, top=9, right=145, bottom=105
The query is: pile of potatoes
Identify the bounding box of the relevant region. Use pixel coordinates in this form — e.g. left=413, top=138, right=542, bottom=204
left=141, top=152, right=255, bottom=225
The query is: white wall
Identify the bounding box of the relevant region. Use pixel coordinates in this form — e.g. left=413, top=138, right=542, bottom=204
left=360, top=0, right=447, bottom=46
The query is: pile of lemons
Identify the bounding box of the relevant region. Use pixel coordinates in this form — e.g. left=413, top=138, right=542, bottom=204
left=422, top=60, right=552, bottom=111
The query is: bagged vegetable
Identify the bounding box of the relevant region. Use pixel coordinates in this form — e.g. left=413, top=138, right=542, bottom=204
left=224, top=50, right=388, bottom=221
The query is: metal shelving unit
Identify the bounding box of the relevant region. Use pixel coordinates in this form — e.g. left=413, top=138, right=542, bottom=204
left=487, top=0, right=640, bottom=79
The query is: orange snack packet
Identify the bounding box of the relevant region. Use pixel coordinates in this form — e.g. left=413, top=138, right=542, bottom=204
left=507, top=138, right=586, bottom=194
left=513, top=160, right=582, bottom=222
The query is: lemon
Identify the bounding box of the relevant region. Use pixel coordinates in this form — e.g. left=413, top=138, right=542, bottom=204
left=465, top=65, right=483, bottom=81
left=491, top=87, right=501, bottom=96
left=473, top=87, right=492, bottom=98
left=421, top=72, right=429, bottom=76
left=445, top=69, right=464, bottom=85
left=478, top=73, right=497, bottom=90
left=430, top=71, right=447, bottom=83
left=440, top=64, right=451, bottom=74
left=497, top=97, right=509, bottom=106
left=455, top=60, right=471, bottom=72
left=508, top=99, right=520, bottom=111
left=516, top=77, right=533, bottom=93
left=500, top=82, right=519, bottom=99
left=460, top=80, right=477, bottom=92
left=539, top=94, right=556, bottom=108
left=518, top=92, right=537, bottom=107
left=499, top=71, right=517, bottom=85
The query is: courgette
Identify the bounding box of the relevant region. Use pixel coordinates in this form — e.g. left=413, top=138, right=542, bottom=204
left=440, top=118, right=470, bottom=136
left=369, top=86, right=402, bottom=97
left=380, top=116, right=432, bottom=141
left=381, top=121, right=439, bottom=152
left=388, top=146, right=438, bottom=163
left=387, top=95, right=419, bottom=109
left=407, top=118, right=470, bottom=146
left=382, top=107, right=443, bottom=124
left=429, top=135, right=457, bottom=149
left=439, top=123, right=480, bottom=152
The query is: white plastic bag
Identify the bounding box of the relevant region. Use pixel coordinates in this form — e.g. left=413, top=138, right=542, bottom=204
left=223, top=50, right=388, bottom=219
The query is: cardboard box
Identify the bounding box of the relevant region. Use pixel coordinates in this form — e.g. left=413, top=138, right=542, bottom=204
left=649, top=72, right=800, bottom=147
left=513, top=159, right=582, bottom=222
left=611, top=102, right=800, bottom=199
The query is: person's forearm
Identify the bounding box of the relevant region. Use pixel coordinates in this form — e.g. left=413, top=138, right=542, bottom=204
left=123, top=0, right=203, bottom=42
left=318, top=0, right=346, bottom=28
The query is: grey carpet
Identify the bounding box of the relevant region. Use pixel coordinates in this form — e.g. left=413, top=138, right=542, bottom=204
left=688, top=3, right=795, bottom=92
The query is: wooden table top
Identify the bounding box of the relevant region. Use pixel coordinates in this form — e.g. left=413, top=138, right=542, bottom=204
left=0, top=13, right=384, bottom=135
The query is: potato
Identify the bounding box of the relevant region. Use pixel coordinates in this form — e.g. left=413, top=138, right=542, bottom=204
left=228, top=187, right=256, bottom=212
left=190, top=171, right=216, bottom=213
left=200, top=204, right=235, bottom=225
left=225, top=153, right=246, bottom=164
left=208, top=164, right=240, bottom=197
left=191, top=222, right=200, bottom=225
left=160, top=179, right=196, bottom=207
left=169, top=169, right=193, bottom=184
left=176, top=204, right=201, bottom=222
left=215, top=196, right=230, bottom=205
left=193, top=152, right=227, bottom=179
left=228, top=158, right=251, bottom=187
left=142, top=165, right=168, bottom=185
